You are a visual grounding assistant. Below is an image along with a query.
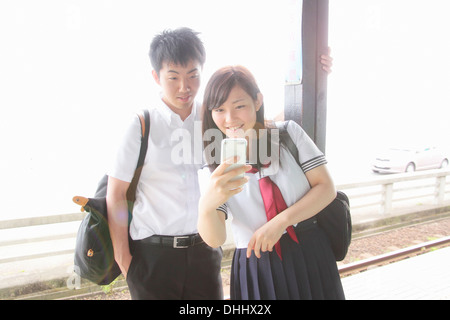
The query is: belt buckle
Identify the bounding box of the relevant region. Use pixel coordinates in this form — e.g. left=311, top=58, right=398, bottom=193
left=173, top=236, right=190, bottom=248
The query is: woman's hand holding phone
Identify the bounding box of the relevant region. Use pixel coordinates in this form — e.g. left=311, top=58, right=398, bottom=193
left=201, top=158, right=252, bottom=212
left=198, top=158, right=251, bottom=248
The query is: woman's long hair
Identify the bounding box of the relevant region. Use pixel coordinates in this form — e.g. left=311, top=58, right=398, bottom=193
left=201, top=65, right=276, bottom=170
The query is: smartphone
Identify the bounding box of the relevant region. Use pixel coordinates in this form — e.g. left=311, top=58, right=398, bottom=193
left=221, top=138, right=247, bottom=180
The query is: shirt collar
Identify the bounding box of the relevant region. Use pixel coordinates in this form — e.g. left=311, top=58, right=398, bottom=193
left=156, top=92, right=198, bottom=127
left=260, top=160, right=280, bottom=178
left=254, top=141, right=282, bottom=178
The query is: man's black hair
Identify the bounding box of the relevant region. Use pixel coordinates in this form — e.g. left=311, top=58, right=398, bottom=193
left=149, top=27, right=206, bottom=75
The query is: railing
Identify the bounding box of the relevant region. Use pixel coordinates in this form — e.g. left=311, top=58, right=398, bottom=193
left=0, top=213, right=82, bottom=265
left=1, top=169, right=449, bottom=290
left=336, top=168, right=450, bottom=215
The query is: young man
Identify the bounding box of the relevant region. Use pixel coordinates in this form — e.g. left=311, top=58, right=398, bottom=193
left=106, top=28, right=223, bottom=300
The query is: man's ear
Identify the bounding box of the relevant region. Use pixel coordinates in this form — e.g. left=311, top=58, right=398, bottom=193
left=255, top=92, right=264, bottom=111
left=152, top=70, right=161, bottom=86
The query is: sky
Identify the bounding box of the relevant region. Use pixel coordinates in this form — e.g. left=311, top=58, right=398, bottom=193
left=1, top=0, right=449, bottom=219
left=326, top=0, right=450, bottom=178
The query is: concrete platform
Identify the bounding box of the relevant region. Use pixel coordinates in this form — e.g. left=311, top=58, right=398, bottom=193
left=341, top=246, right=450, bottom=300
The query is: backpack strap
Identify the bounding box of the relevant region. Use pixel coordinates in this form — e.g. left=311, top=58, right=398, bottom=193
left=277, top=121, right=301, bottom=168
left=136, top=109, right=150, bottom=169
left=127, top=109, right=150, bottom=203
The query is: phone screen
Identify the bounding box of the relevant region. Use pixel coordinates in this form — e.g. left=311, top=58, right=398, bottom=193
left=221, top=138, right=247, bottom=179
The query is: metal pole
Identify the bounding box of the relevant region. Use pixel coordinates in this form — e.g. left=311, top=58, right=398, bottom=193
left=284, top=0, right=329, bottom=154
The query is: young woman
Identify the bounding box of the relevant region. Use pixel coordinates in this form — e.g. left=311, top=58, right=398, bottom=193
left=198, top=65, right=345, bottom=300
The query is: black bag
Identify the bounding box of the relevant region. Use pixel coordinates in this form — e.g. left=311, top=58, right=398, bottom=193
left=278, top=122, right=352, bottom=261
left=72, top=110, right=150, bottom=285
left=315, top=190, right=351, bottom=261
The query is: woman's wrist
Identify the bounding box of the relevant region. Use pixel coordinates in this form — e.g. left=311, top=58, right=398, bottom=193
left=198, top=195, right=218, bottom=217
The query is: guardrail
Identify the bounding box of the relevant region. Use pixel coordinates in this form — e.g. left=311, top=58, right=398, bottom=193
left=0, top=169, right=449, bottom=287
left=337, top=168, right=450, bottom=215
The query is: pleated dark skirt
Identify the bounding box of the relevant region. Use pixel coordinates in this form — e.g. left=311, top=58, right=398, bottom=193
left=230, top=218, right=345, bottom=300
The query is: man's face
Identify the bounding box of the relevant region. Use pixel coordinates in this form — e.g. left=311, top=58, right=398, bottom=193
left=153, top=60, right=202, bottom=116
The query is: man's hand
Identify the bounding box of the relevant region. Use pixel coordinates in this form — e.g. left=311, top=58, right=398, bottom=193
left=320, top=47, right=333, bottom=74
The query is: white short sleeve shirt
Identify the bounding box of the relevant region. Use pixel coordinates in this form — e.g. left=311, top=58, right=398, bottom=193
left=108, top=98, right=203, bottom=240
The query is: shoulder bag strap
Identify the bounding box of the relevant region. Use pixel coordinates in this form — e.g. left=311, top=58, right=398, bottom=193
left=277, top=121, right=301, bottom=168
left=126, top=109, right=150, bottom=204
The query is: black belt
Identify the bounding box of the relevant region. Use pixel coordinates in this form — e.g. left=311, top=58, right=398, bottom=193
left=136, top=233, right=204, bottom=248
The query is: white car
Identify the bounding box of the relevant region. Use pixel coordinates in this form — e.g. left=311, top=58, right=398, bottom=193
left=372, top=147, right=448, bottom=174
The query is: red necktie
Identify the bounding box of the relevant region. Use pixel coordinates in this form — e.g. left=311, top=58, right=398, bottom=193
left=247, top=167, right=299, bottom=260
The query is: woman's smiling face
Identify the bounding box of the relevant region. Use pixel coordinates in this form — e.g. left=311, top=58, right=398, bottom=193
left=211, top=85, right=263, bottom=138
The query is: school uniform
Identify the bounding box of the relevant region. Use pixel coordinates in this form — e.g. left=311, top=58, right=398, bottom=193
left=108, top=97, right=222, bottom=300
left=198, top=120, right=345, bottom=300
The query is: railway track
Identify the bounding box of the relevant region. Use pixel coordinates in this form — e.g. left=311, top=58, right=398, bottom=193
left=338, top=236, right=450, bottom=277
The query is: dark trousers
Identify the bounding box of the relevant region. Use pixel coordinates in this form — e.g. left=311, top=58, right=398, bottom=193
left=126, top=238, right=223, bottom=300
